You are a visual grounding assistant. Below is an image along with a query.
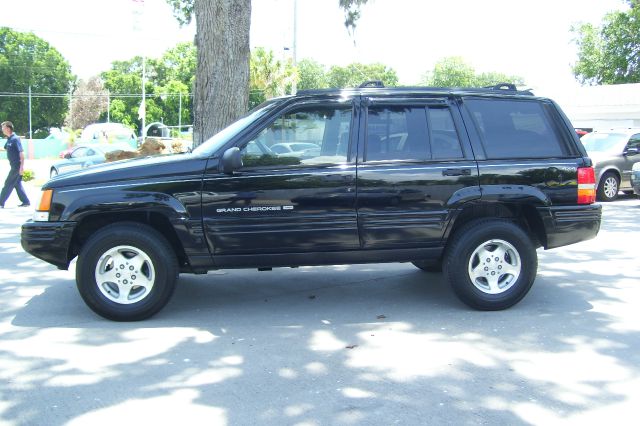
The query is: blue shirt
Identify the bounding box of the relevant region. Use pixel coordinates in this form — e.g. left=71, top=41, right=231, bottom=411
left=4, top=133, right=23, bottom=167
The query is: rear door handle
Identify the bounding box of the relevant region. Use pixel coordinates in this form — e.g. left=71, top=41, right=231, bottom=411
left=442, top=168, right=471, bottom=176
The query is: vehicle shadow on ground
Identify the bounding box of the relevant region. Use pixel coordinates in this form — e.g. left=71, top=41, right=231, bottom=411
left=5, top=256, right=638, bottom=425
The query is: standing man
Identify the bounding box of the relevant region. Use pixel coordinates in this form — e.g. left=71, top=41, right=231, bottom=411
left=0, top=121, right=30, bottom=208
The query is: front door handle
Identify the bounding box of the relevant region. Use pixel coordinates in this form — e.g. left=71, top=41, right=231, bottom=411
left=442, top=168, right=471, bottom=176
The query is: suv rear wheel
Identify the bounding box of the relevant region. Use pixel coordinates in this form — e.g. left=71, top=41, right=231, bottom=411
left=444, top=219, right=537, bottom=310
left=76, top=223, right=178, bottom=321
left=597, top=171, right=619, bottom=202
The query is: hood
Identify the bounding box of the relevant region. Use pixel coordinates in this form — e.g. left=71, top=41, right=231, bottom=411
left=44, top=153, right=211, bottom=189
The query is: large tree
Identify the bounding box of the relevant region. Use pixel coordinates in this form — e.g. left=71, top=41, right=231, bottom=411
left=167, top=0, right=368, bottom=146
left=572, top=1, right=640, bottom=85
left=0, top=27, right=73, bottom=136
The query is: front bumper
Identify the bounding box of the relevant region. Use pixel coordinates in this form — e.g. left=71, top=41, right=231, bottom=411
left=538, top=204, right=602, bottom=249
left=21, top=220, right=77, bottom=269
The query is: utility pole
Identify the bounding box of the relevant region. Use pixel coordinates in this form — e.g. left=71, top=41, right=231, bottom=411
left=28, top=86, right=32, bottom=141
left=68, top=89, right=73, bottom=129
left=132, top=0, right=146, bottom=140
left=141, top=55, right=146, bottom=138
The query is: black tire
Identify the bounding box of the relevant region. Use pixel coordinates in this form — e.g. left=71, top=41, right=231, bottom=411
left=443, top=219, right=537, bottom=310
left=76, top=222, right=178, bottom=321
left=412, top=259, right=442, bottom=273
left=597, top=171, right=619, bottom=202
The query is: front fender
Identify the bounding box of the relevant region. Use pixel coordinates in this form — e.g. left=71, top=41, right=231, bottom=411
left=58, top=190, right=189, bottom=222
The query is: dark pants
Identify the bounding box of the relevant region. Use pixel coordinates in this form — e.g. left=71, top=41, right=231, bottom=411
left=0, top=166, right=30, bottom=206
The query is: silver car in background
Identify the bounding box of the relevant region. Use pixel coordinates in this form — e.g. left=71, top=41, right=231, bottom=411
left=631, top=161, right=640, bottom=196
left=580, top=128, right=640, bottom=201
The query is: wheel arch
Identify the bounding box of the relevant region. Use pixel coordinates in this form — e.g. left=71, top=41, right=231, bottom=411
left=597, top=167, right=621, bottom=185
left=445, top=202, right=546, bottom=249
left=68, top=213, right=188, bottom=270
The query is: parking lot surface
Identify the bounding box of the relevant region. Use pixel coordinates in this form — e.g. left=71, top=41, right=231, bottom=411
left=0, top=178, right=639, bottom=425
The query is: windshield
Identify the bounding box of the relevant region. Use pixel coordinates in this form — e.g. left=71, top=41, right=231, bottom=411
left=192, top=100, right=281, bottom=156
left=581, top=133, right=628, bottom=153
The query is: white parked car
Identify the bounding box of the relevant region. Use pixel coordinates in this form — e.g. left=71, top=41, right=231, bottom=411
left=269, top=142, right=321, bottom=158
left=80, top=123, right=137, bottom=148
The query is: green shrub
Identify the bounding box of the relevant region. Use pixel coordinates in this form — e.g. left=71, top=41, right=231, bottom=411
left=22, top=169, right=34, bottom=182
left=33, top=129, right=49, bottom=139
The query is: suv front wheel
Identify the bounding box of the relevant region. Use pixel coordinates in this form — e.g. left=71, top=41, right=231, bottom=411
left=444, top=219, right=537, bottom=310
left=76, top=222, right=178, bottom=321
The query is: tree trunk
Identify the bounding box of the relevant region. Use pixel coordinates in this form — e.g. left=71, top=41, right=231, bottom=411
left=193, top=0, right=251, bottom=146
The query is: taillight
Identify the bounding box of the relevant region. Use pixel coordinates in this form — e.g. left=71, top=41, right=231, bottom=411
left=577, top=167, right=596, bottom=204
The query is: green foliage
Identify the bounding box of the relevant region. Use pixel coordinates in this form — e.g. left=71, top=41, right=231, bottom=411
left=249, top=48, right=296, bottom=108
left=326, top=63, right=399, bottom=88
left=101, top=43, right=195, bottom=132
left=156, top=80, right=190, bottom=126
left=151, top=42, right=196, bottom=89
left=21, top=169, right=34, bottom=182
left=297, top=59, right=329, bottom=90
left=32, top=129, right=49, bottom=138
left=0, top=27, right=73, bottom=135
left=572, top=4, right=640, bottom=85
left=295, top=60, right=399, bottom=90
left=166, top=0, right=194, bottom=26
left=422, top=57, right=523, bottom=87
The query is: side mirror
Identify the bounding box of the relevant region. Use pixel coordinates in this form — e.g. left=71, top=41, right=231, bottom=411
left=624, top=147, right=639, bottom=156
left=221, top=147, right=243, bottom=174
left=64, top=153, right=72, bottom=159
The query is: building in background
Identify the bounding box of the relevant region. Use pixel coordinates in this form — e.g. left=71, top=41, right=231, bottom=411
left=552, top=83, right=640, bottom=131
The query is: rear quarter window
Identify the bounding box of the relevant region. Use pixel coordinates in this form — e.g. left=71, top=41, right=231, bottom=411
left=465, top=99, right=570, bottom=159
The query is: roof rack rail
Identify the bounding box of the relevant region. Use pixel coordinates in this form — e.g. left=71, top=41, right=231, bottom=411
left=486, top=82, right=518, bottom=91
left=359, top=80, right=385, bottom=88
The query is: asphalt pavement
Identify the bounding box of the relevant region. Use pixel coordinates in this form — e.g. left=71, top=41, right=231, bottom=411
left=0, top=173, right=639, bottom=425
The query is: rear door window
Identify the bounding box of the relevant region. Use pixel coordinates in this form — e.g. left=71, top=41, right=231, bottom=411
left=365, top=105, right=463, bottom=162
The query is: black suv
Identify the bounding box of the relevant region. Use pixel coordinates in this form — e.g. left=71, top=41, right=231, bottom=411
left=22, top=83, right=602, bottom=321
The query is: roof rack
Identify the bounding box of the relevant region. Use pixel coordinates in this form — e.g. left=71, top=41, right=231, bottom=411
left=295, top=82, right=534, bottom=97
left=485, top=83, right=518, bottom=91
left=359, top=80, right=385, bottom=88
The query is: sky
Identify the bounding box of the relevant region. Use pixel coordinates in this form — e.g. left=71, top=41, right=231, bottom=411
left=0, top=0, right=631, bottom=99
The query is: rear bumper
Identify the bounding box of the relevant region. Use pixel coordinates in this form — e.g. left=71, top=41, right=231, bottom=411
left=538, top=204, right=602, bottom=249
left=21, top=220, right=76, bottom=269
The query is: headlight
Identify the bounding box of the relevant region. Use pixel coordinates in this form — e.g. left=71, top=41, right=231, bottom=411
left=632, top=162, right=640, bottom=172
